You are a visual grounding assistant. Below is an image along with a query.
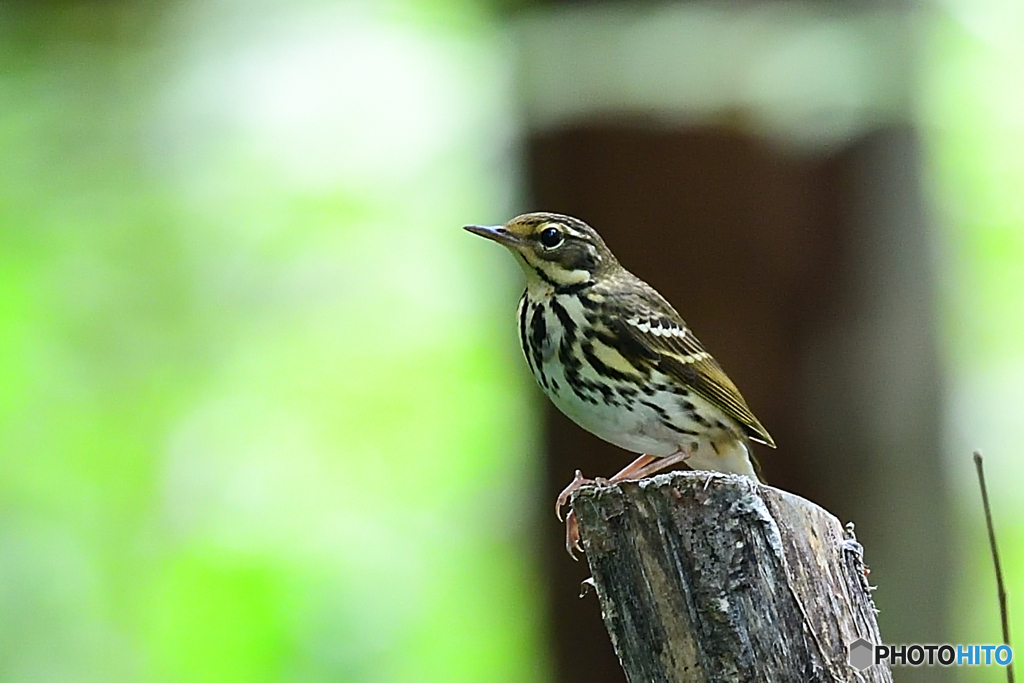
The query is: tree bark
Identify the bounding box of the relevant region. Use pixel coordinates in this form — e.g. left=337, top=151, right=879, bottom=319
left=572, top=471, right=892, bottom=683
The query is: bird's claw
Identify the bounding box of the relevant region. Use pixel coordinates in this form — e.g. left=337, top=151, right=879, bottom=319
left=565, top=508, right=583, bottom=560
left=555, top=469, right=592, bottom=522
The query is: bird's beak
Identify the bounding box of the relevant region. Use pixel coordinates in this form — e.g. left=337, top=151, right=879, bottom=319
left=463, top=224, right=521, bottom=248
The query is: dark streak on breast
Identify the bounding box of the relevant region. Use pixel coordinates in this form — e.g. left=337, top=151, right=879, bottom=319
left=517, top=294, right=533, bottom=375
left=529, top=302, right=548, bottom=389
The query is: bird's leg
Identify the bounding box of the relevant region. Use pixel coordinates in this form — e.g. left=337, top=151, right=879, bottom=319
left=597, top=453, right=658, bottom=486
left=619, top=446, right=695, bottom=481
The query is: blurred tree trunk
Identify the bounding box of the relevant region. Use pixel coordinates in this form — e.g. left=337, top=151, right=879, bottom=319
left=518, top=9, right=949, bottom=678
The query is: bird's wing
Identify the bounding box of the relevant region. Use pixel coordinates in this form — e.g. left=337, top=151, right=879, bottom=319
left=611, top=311, right=776, bottom=448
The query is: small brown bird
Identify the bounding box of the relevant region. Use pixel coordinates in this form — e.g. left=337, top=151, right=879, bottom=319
left=465, top=212, right=774, bottom=556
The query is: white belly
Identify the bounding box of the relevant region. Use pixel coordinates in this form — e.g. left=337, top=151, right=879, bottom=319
left=542, top=361, right=691, bottom=456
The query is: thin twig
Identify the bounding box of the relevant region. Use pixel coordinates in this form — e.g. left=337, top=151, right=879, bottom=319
left=974, top=451, right=1014, bottom=683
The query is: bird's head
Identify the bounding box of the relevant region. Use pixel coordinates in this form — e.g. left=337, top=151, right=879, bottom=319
left=464, top=212, right=617, bottom=292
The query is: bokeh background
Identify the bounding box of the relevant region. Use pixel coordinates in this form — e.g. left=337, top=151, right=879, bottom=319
left=0, top=1, right=1021, bottom=682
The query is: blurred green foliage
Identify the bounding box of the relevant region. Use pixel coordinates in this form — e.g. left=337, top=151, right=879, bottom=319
left=0, top=1, right=547, bottom=681
left=923, top=2, right=1024, bottom=680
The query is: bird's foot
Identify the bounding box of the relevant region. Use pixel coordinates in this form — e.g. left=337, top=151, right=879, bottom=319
left=555, top=469, right=593, bottom=522
left=555, top=454, right=676, bottom=559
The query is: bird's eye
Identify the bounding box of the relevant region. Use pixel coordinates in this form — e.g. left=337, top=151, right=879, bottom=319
left=539, top=226, right=563, bottom=248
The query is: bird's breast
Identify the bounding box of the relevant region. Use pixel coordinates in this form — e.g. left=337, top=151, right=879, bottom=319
left=518, top=292, right=711, bottom=455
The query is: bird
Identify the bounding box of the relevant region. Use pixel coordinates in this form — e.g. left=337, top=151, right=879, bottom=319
left=464, top=212, right=775, bottom=557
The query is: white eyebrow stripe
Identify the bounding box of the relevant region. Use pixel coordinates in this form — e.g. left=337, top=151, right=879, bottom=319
left=560, top=226, right=587, bottom=239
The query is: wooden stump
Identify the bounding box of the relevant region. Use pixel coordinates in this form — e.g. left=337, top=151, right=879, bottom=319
left=572, top=471, right=892, bottom=683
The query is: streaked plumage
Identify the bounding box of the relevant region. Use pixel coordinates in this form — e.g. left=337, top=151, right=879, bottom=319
left=465, top=212, right=775, bottom=554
